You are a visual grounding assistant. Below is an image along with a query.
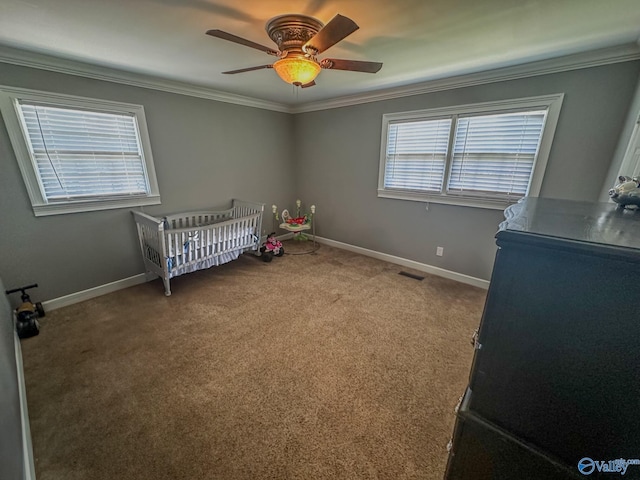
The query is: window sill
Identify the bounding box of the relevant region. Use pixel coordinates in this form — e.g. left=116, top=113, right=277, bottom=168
left=377, top=189, right=519, bottom=210
left=32, top=195, right=161, bottom=217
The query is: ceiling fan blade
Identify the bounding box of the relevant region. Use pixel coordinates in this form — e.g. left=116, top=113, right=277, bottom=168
left=222, top=65, right=273, bottom=74
left=206, top=30, right=279, bottom=56
left=300, top=81, right=316, bottom=88
left=303, top=14, right=359, bottom=54
left=320, top=58, right=383, bottom=73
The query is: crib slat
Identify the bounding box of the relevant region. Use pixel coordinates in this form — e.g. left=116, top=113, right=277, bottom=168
left=215, top=227, right=222, bottom=255
left=178, top=231, right=183, bottom=266
left=200, top=227, right=205, bottom=260
left=222, top=224, right=226, bottom=253
left=243, top=218, right=248, bottom=246
left=232, top=222, right=236, bottom=250
left=184, top=230, right=189, bottom=264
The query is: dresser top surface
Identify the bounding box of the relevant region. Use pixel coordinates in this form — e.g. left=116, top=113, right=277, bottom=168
left=499, top=198, right=640, bottom=251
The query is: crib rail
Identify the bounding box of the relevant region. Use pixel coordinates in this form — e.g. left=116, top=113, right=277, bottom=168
left=164, top=209, right=234, bottom=229
left=132, top=210, right=167, bottom=280
left=232, top=199, right=264, bottom=217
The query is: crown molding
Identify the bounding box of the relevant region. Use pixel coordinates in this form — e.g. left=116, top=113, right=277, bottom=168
left=1, top=42, right=639, bottom=116
left=0, top=45, right=291, bottom=113
left=290, top=43, right=640, bottom=114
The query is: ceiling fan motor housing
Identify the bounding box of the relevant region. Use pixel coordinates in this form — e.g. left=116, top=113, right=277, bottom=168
left=266, top=15, right=324, bottom=57
left=208, top=13, right=381, bottom=85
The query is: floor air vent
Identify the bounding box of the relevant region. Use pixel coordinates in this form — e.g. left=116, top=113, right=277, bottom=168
left=399, top=271, right=425, bottom=281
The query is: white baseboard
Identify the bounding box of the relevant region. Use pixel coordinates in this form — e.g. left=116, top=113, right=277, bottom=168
left=42, top=235, right=488, bottom=311
left=315, top=236, right=490, bottom=289
left=43, top=236, right=293, bottom=311
left=42, top=273, right=147, bottom=311
left=14, top=332, right=36, bottom=480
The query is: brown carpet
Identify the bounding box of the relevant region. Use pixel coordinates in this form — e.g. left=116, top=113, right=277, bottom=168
left=22, top=242, right=486, bottom=480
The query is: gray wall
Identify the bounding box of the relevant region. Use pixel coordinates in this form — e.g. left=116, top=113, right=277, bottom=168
left=294, top=61, right=640, bottom=280
left=599, top=72, right=640, bottom=200
left=1, top=60, right=639, bottom=299
left=0, top=277, right=25, bottom=480
left=0, top=63, right=295, bottom=302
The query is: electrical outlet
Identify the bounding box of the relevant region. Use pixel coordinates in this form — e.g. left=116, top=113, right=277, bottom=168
left=436, top=246, right=444, bottom=257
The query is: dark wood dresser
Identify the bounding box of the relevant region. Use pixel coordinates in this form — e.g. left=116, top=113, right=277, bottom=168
left=445, top=197, right=640, bottom=480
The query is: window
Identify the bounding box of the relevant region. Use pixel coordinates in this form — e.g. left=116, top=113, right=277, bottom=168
left=0, top=86, right=160, bottom=216
left=378, top=94, right=563, bottom=209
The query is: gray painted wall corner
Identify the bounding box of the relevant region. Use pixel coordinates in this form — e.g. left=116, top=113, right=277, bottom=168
left=598, top=70, right=640, bottom=201
left=0, top=62, right=296, bottom=302
left=293, top=61, right=640, bottom=281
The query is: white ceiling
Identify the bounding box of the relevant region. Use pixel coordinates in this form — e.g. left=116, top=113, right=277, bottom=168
left=1, top=0, right=640, bottom=107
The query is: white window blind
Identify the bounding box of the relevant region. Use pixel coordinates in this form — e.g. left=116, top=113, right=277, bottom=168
left=384, top=118, right=452, bottom=192
left=447, top=110, right=547, bottom=199
left=18, top=102, right=149, bottom=201
left=378, top=95, right=564, bottom=209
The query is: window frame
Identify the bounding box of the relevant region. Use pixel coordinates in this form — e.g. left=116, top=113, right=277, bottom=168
left=378, top=94, right=564, bottom=209
left=0, top=85, right=161, bottom=216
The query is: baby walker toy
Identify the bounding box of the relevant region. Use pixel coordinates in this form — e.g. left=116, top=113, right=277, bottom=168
left=5, top=283, right=44, bottom=339
left=279, top=200, right=315, bottom=241
left=267, top=200, right=318, bottom=255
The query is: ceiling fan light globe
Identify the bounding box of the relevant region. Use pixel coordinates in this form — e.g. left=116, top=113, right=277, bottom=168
left=273, top=57, right=321, bottom=86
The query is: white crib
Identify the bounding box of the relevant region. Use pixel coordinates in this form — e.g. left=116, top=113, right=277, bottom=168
left=132, top=199, right=264, bottom=296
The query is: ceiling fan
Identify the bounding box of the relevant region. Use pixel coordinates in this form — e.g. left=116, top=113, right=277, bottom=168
left=206, top=13, right=383, bottom=88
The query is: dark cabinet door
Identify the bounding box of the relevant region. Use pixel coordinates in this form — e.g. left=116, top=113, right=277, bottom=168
left=469, top=234, right=640, bottom=466
left=448, top=199, right=640, bottom=479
